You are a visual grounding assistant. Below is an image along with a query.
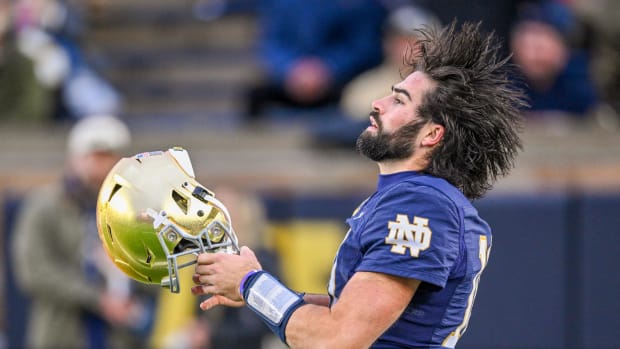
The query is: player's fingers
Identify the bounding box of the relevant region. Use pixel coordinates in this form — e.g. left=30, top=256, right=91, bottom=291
left=196, top=252, right=218, bottom=265
left=191, top=285, right=204, bottom=296
left=199, top=298, right=217, bottom=311
left=195, top=263, right=213, bottom=276
left=191, top=284, right=214, bottom=296
left=199, top=295, right=244, bottom=311
left=192, top=273, right=210, bottom=286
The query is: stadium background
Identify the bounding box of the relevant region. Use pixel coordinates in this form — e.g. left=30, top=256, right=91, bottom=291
left=1, top=1, right=619, bottom=348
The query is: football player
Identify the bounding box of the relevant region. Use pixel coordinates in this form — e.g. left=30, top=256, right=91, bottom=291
left=191, top=21, right=525, bottom=348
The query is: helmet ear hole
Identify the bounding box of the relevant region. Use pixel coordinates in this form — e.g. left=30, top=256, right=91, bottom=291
left=106, top=224, right=114, bottom=243
left=144, top=246, right=153, bottom=265
left=171, top=190, right=189, bottom=214
left=107, top=183, right=123, bottom=202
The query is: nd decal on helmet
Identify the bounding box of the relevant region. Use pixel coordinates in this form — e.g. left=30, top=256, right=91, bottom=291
left=96, top=147, right=239, bottom=293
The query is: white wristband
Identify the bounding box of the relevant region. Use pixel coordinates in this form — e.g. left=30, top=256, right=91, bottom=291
left=246, top=272, right=302, bottom=325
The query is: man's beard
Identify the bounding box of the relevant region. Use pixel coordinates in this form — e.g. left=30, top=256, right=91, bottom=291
left=356, top=112, right=427, bottom=162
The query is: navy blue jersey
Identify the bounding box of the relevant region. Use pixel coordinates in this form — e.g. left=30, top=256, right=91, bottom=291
left=327, top=171, right=491, bottom=348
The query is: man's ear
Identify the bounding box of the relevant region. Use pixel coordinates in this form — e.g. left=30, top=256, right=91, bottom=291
left=421, top=123, right=444, bottom=147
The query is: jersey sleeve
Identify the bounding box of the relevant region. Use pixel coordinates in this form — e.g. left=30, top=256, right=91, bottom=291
left=355, top=183, right=461, bottom=288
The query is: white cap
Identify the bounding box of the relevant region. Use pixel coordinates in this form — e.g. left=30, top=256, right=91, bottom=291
left=67, top=115, right=131, bottom=156
left=386, top=6, right=440, bottom=35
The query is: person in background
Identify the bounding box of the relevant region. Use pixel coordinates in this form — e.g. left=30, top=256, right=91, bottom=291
left=243, top=0, right=386, bottom=123
left=569, top=0, right=620, bottom=128
left=12, top=0, right=123, bottom=121
left=510, top=1, right=599, bottom=119
left=11, top=115, right=155, bottom=349
left=0, top=0, right=56, bottom=123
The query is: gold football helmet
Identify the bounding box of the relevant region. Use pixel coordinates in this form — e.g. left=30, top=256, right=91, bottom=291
left=96, top=147, right=239, bottom=293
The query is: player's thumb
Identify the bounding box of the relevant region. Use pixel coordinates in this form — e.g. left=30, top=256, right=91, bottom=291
left=240, top=245, right=256, bottom=258
left=240, top=246, right=262, bottom=269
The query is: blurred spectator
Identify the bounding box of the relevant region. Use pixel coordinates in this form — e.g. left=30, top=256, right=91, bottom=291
left=243, top=0, right=387, bottom=123
left=510, top=1, right=599, bottom=118
left=9, top=0, right=122, bottom=121
left=0, top=1, right=56, bottom=123
left=311, top=5, right=439, bottom=148
left=11, top=115, right=155, bottom=349
left=570, top=0, right=620, bottom=126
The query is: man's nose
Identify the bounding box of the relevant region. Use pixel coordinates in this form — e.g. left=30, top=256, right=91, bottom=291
left=370, top=97, right=385, bottom=114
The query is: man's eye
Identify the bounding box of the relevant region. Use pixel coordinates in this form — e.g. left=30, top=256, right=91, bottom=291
left=394, top=98, right=403, bottom=104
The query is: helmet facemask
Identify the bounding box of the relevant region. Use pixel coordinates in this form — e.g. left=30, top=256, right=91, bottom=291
left=148, top=182, right=239, bottom=293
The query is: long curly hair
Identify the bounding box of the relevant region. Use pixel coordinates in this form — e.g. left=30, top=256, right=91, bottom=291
left=405, top=21, right=527, bottom=200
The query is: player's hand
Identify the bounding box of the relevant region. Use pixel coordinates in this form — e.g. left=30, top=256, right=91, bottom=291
left=191, top=246, right=262, bottom=308
left=198, top=294, right=245, bottom=311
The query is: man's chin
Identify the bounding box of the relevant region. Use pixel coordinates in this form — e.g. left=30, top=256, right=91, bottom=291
left=356, top=136, right=384, bottom=162
left=359, top=128, right=379, bottom=141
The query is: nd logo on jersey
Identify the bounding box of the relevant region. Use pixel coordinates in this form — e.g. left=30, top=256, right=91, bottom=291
left=385, top=214, right=432, bottom=257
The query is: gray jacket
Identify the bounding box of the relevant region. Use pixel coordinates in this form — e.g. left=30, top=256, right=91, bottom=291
left=12, top=183, right=150, bottom=349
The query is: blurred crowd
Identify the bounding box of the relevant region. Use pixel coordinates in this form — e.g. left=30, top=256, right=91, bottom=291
left=1, top=0, right=618, bottom=129
left=1, top=0, right=619, bottom=348
left=0, top=0, right=121, bottom=124
left=234, top=0, right=618, bottom=142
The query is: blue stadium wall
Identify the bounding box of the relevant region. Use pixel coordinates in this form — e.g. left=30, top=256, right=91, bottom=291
left=262, top=191, right=620, bottom=349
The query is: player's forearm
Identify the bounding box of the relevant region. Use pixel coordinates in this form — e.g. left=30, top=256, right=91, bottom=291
left=285, top=304, right=368, bottom=349
left=286, top=272, right=419, bottom=348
